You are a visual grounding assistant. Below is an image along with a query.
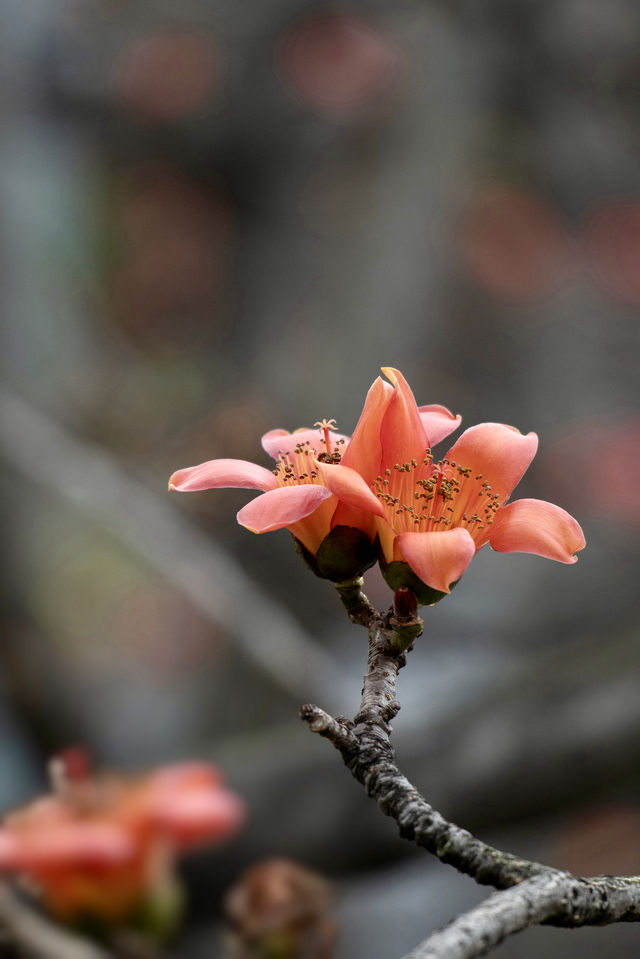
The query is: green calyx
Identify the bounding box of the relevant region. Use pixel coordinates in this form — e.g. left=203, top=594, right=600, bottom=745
left=134, top=872, right=186, bottom=944
left=293, top=526, right=377, bottom=582
left=381, top=559, right=458, bottom=607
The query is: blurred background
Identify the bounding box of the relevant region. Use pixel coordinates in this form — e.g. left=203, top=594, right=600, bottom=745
left=1, top=0, right=639, bottom=956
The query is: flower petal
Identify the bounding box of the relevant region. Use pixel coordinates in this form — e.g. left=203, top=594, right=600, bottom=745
left=379, top=368, right=428, bottom=468
left=489, top=498, right=586, bottom=563
left=261, top=427, right=349, bottom=459
left=146, top=788, right=245, bottom=848
left=445, top=423, right=539, bottom=503
left=316, top=462, right=385, bottom=517
left=288, top=497, right=337, bottom=555
left=237, top=484, right=333, bottom=534
left=396, top=528, right=477, bottom=593
left=0, top=823, right=136, bottom=871
left=340, top=376, right=393, bottom=477
left=169, top=459, right=277, bottom=493
left=418, top=405, right=462, bottom=447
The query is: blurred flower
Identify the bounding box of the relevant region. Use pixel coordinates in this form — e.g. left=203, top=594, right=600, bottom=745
left=277, top=12, right=399, bottom=118
left=224, top=858, right=336, bottom=959
left=458, top=185, right=576, bottom=302
left=318, top=369, right=585, bottom=601
left=584, top=200, right=640, bottom=305
left=0, top=751, right=245, bottom=932
left=111, top=28, right=220, bottom=123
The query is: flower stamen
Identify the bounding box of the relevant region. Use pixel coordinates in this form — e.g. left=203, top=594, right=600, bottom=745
left=372, top=448, right=502, bottom=543
left=272, top=423, right=345, bottom=488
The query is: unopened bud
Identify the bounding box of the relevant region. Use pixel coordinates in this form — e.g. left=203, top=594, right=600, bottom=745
left=393, top=587, right=418, bottom=621
left=223, top=858, right=336, bottom=959
left=380, top=558, right=458, bottom=607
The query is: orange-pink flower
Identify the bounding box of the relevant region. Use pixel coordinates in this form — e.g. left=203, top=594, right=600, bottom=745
left=0, top=753, right=245, bottom=924
left=317, top=368, right=585, bottom=599
left=169, top=404, right=462, bottom=581
left=169, top=369, right=584, bottom=599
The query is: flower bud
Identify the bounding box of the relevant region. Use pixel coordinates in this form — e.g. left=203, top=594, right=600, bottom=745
left=223, top=858, right=336, bottom=959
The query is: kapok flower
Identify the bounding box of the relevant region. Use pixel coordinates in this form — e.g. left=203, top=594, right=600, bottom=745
left=317, top=368, right=585, bottom=601
left=0, top=751, right=245, bottom=928
left=169, top=405, right=462, bottom=582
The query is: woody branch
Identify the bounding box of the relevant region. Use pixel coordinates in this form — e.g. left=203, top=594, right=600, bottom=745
left=300, top=581, right=640, bottom=958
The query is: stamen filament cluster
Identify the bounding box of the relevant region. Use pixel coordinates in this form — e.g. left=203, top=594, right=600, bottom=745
left=272, top=425, right=345, bottom=487
left=373, top=450, right=501, bottom=542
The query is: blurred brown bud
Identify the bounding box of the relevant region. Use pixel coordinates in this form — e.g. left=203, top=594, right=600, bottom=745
left=223, top=858, right=336, bottom=959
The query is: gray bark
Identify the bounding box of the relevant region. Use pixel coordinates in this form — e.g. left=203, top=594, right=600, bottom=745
left=301, top=591, right=640, bottom=958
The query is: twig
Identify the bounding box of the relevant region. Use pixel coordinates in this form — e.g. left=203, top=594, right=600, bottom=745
left=301, top=610, right=542, bottom=888
left=300, top=604, right=640, bottom=957
left=0, top=389, right=350, bottom=708
left=403, top=873, right=640, bottom=959
left=0, top=884, right=113, bottom=959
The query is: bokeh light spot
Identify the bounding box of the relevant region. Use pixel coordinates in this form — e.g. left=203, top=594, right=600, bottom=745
left=585, top=200, right=640, bottom=305
left=278, top=12, right=399, bottom=117
left=112, top=28, right=220, bottom=123
left=458, top=185, right=576, bottom=302
left=110, top=161, right=233, bottom=346
left=544, top=416, right=640, bottom=530
left=553, top=805, right=640, bottom=877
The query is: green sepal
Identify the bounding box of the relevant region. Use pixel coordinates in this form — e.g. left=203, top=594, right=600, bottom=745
left=381, top=559, right=458, bottom=607
left=293, top=526, right=377, bottom=582
left=258, top=931, right=298, bottom=959
left=133, top=871, right=186, bottom=944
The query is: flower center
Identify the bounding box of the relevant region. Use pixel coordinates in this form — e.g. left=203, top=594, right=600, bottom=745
left=272, top=421, right=345, bottom=487
left=373, top=450, right=502, bottom=543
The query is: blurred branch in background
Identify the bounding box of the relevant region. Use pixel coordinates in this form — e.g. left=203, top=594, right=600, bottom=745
left=0, top=884, right=113, bottom=959
left=0, top=389, right=349, bottom=709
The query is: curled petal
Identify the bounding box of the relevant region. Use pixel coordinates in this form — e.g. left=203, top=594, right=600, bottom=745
left=261, top=427, right=349, bottom=459
left=379, top=368, right=428, bottom=467
left=418, top=405, right=461, bottom=447
left=316, top=462, right=385, bottom=517
left=341, top=376, right=393, bottom=476
left=396, top=528, right=477, bottom=593
left=237, top=484, right=333, bottom=534
left=261, top=429, right=290, bottom=457
left=445, top=423, right=538, bottom=503
left=489, top=498, right=586, bottom=563
left=169, top=459, right=277, bottom=493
